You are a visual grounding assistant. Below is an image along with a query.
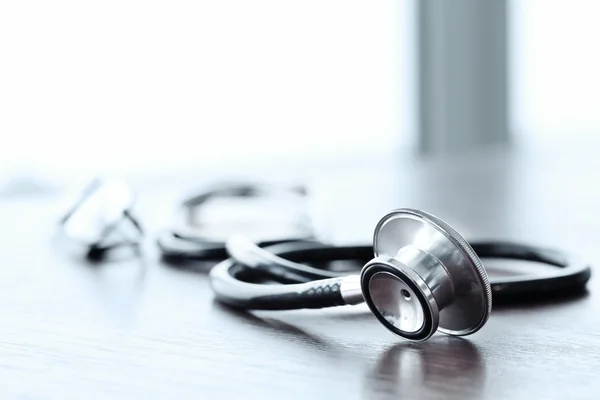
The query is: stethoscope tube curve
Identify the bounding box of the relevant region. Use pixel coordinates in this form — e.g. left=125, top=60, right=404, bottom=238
left=209, top=237, right=592, bottom=310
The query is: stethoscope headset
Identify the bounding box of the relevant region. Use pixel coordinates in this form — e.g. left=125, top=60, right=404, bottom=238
left=156, top=181, right=316, bottom=263
left=58, top=179, right=593, bottom=342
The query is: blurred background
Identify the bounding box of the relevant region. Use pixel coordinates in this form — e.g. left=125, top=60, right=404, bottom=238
left=0, top=0, right=598, bottom=192
left=2, top=4, right=600, bottom=398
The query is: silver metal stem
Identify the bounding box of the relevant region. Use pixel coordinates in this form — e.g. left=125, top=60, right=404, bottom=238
left=340, top=275, right=364, bottom=305
left=394, top=246, right=455, bottom=310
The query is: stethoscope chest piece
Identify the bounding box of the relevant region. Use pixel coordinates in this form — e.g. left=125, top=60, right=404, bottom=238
left=209, top=205, right=589, bottom=342
left=360, top=209, right=492, bottom=341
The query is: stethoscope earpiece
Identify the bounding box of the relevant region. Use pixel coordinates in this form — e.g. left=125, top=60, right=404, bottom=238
left=359, top=209, right=491, bottom=341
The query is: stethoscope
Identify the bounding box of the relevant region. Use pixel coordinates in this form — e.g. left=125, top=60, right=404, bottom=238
left=156, top=181, right=317, bottom=263
left=57, top=179, right=593, bottom=341
left=208, top=208, right=592, bottom=342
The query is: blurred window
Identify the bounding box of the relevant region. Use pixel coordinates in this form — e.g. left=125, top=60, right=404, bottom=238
left=0, top=1, right=410, bottom=183
left=511, top=1, right=600, bottom=142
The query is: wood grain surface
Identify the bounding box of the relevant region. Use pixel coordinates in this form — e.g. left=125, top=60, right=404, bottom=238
left=2, top=142, right=600, bottom=399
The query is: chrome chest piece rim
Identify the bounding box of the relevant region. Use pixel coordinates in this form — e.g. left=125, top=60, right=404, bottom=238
left=360, top=208, right=492, bottom=341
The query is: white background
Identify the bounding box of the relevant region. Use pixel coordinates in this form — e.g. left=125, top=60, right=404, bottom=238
left=510, top=0, right=600, bottom=142
left=0, top=1, right=407, bottom=183
left=1, top=1, right=599, bottom=185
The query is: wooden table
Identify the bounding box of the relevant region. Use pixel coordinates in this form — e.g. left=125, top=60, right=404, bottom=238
left=2, top=142, right=599, bottom=399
